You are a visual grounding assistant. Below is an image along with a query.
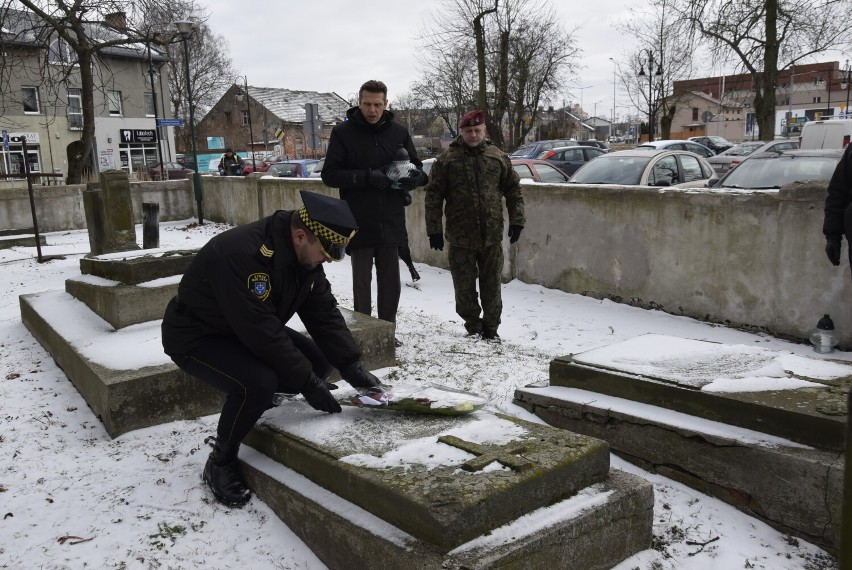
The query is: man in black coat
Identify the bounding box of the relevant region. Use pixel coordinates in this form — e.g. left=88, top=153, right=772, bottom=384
left=161, top=190, right=384, bottom=508
left=823, top=144, right=852, bottom=272
left=322, top=80, right=428, bottom=344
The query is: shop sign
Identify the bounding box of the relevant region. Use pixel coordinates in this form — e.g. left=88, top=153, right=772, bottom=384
left=119, top=129, right=157, bottom=143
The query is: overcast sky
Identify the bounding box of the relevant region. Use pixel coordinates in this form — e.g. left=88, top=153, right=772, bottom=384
left=200, top=0, right=639, bottom=122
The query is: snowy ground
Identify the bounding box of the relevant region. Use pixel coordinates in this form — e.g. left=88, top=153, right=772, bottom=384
left=0, top=220, right=842, bottom=569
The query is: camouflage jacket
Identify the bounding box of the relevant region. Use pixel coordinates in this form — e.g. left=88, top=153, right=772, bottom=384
left=425, top=137, right=524, bottom=249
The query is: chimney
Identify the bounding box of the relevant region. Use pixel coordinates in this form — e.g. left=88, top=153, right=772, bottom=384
left=104, top=12, right=127, bottom=31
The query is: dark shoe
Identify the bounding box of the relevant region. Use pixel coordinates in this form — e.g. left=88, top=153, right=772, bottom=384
left=203, top=438, right=251, bottom=508
left=408, top=265, right=421, bottom=281
left=482, top=330, right=501, bottom=344
left=394, top=337, right=403, bottom=347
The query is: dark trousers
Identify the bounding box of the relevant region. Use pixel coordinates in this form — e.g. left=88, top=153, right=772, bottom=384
left=170, top=328, right=331, bottom=448
left=447, top=243, right=504, bottom=334
left=350, top=246, right=401, bottom=323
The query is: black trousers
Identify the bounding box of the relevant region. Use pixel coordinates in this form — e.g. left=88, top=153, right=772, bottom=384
left=350, top=246, right=401, bottom=323
left=170, top=327, right=331, bottom=448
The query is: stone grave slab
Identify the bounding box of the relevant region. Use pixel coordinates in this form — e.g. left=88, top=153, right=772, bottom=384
left=19, top=288, right=396, bottom=438
left=550, top=334, right=850, bottom=450
left=0, top=233, right=47, bottom=249
left=241, top=400, right=653, bottom=568
left=79, top=248, right=197, bottom=285
left=514, top=385, right=845, bottom=552
left=65, top=274, right=180, bottom=329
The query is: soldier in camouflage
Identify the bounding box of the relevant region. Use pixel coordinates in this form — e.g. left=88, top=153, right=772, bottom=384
left=424, top=110, right=525, bottom=343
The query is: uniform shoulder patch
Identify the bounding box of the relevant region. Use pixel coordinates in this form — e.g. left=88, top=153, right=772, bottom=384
left=247, top=272, right=271, bottom=301
left=259, top=244, right=274, bottom=257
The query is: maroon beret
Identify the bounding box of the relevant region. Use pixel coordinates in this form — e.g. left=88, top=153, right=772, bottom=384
left=459, top=110, right=485, bottom=128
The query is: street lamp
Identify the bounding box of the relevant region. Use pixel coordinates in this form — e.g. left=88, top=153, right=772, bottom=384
left=609, top=57, right=616, bottom=142
left=637, top=50, right=663, bottom=142
left=174, top=19, right=203, bottom=224
left=841, top=59, right=851, bottom=119
left=235, top=76, right=256, bottom=171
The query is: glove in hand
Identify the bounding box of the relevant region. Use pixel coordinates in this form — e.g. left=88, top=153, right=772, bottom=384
left=825, top=236, right=842, bottom=266
left=508, top=225, right=523, bottom=244
left=340, top=361, right=383, bottom=390
left=366, top=168, right=393, bottom=191
left=397, top=170, right=427, bottom=191
left=302, top=373, right=342, bottom=413
left=429, top=233, right=444, bottom=251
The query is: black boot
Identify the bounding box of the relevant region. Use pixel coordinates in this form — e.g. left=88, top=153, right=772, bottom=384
left=203, top=438, right=251, bottom=508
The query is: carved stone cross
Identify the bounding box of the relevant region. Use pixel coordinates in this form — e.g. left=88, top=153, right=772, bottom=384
left=438, top=435, right=533, bottom=472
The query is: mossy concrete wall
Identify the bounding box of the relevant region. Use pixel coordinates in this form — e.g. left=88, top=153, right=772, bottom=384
left=4, top=175, right=849, bottom=345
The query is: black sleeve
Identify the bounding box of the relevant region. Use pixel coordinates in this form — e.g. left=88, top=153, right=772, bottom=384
left=297, top=273, right=362, bottom=370
left=823, top=145, right=852, bottom=238
left=322, top=127, right=366, bottom=189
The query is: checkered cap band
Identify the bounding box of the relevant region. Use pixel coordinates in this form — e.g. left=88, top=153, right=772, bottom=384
left=298, top=206, right=355, bottom=245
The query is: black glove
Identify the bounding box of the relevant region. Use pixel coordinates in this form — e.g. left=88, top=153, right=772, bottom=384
left=366, top=168, right=393, bottom=191
left=397, top=170, right=427, bottom=191
left=825, top=236, right=842, bottom=266
left=508, top=225, right=523, bottom=244
left=340, top=361, right=383, bottom=390
left=429, top=233, right=444, bottom=251
left=400, top=189, right=413, bottom=206
left=301, top=373, right=342, bottom=413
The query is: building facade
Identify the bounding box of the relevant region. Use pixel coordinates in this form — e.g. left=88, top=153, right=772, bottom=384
left=0, top=9, right=175, bottom=184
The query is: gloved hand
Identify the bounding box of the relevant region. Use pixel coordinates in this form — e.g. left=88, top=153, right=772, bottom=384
left=366, top=168, right=393, bottom=191
left=301, top=373, right=342, bottom=413
left=508, top=225, right=523, bottom=244
left=429, top=233, right=444, bottom=251
left=397, top=170, right=428, bottom=191
left=408, top=264, right=421, bottom=282
left=340, top=361, right=384, bottom=390
left=825, top=236, right=842, bottom=266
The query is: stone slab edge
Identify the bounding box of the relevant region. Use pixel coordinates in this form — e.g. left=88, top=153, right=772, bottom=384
left=79, top=254, right=195, bottom=285
left=65, top=278, right=178, bottom=330
left=0, top=235, right=47, bottom=249
left=240, top=445, right=653, bottom=570
left=550, top=357, right=846, bottom=451
left=19, top=293, right=223, bottom=438
left=514, top=386, right=844, bottom=553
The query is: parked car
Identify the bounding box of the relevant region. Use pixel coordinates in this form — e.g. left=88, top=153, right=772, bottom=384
left=265, top=159, right=320, bottom=178
left=799, top=119, right=852, bottom=149
left=510, top=159, right=570, bottom=183
left=509, top=139, right=578, bottom=159
left=637, top=139, right=716, bottom=158
left=578, top=140, right=609, bottom=151
left=175, top=155, right=196, bottom=170
left=539, top=145, right=607, bottom=175
left=706, top=139, right=799, bottom=176
left=308, top=158, right=325, bottom=178
left=711, top=149, right=843, bottom=190
left=147, top=161, right=194, bottom=181
left=688, top=135, right=735, bottom=154
left=569, top=149, right=714, bottom=188
left=242, top=154, right=294, bottom=175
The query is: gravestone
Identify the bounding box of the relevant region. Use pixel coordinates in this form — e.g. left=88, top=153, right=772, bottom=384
left=82, top=171, right=139, bottom=255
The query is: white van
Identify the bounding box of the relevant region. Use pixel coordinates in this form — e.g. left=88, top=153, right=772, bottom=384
left=799, top=119, right=852, bottom=149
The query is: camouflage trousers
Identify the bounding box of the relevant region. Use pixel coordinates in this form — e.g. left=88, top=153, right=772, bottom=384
left=447, top=243, right=504, bottom=334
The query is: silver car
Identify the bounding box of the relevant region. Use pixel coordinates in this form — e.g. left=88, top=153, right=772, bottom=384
left=706, top=140, right=799, bottom=176
left=569, top=149, right=714, bottom=188
left=712, top=149, right=842, bottom=190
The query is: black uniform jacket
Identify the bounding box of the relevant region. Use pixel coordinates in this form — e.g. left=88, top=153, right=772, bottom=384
left=321, top=107, right=421, bottom=250
left=161, top=211, right=361, bottom=393
left=823, top=144, right=852, bottom=268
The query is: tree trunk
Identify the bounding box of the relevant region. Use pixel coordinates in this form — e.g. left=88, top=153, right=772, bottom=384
left=68, top=50, right=96, bottom=184
left=758, top=0, right=779, bottom=141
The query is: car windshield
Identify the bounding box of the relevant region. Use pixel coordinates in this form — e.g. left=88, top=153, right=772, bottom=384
left=720, top=143, right=763, bottom=157
left=510, top=145, right=536, bottom=157
left=569, top=156, right=652, bottom=185
left=718, top=155, right=838, bottom=189
left=269, top=164, right=299, bottom=176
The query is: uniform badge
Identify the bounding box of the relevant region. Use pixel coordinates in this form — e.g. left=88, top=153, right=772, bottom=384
left=247, top=273, right=271, bottom=301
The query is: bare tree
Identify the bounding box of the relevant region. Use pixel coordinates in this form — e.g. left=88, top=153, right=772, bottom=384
left=614, top=0, right=697, bottom=140
left=417, top=0, right=578, bottom=150
left=676, top=0, right=851, bottom=140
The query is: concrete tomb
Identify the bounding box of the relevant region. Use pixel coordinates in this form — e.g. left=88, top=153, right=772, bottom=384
left=514, top=334, right=849, bottom=552
left=240, top=400, right=654, bottom=569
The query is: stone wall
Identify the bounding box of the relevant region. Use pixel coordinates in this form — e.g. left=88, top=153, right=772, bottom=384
left=3, top=175, right=849, bottom=346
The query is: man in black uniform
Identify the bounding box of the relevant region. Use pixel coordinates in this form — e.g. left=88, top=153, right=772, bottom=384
left=321, top=80, right=428, bottom=344
left=824, top=144, right=852, bottom=272
left=161, top=190, right=384, bottom=508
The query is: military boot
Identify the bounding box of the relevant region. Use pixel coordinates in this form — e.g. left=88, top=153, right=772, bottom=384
left=202, top=438, right=251, bottom=508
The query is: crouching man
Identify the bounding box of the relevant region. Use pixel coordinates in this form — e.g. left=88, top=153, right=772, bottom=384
left=162, top=190, right=384, bottom=507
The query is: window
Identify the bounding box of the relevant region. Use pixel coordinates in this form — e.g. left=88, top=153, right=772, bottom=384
left=22, top=86, right=40, bottom=113
left=224, top=111, right=232, bottom=124
left=812, top=96, right=821, bottom=103
left=512, top=164, right=534, bottom=179
left=144, top=92, right=155, bottom=117
left=679, top=155, right=705, bottom=182
left=67, top=89, right=83, bottom=129
left=650, top=156, right=679, bottom=185
left=107, top=90, right=122, bottom=116
left=48, top=39, right=78, bottom=65
left=241, top=110, right=250, bottom=126
left=692, top=108, right=699, bottom=121
left=534, top=164, right=568, bottom=183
